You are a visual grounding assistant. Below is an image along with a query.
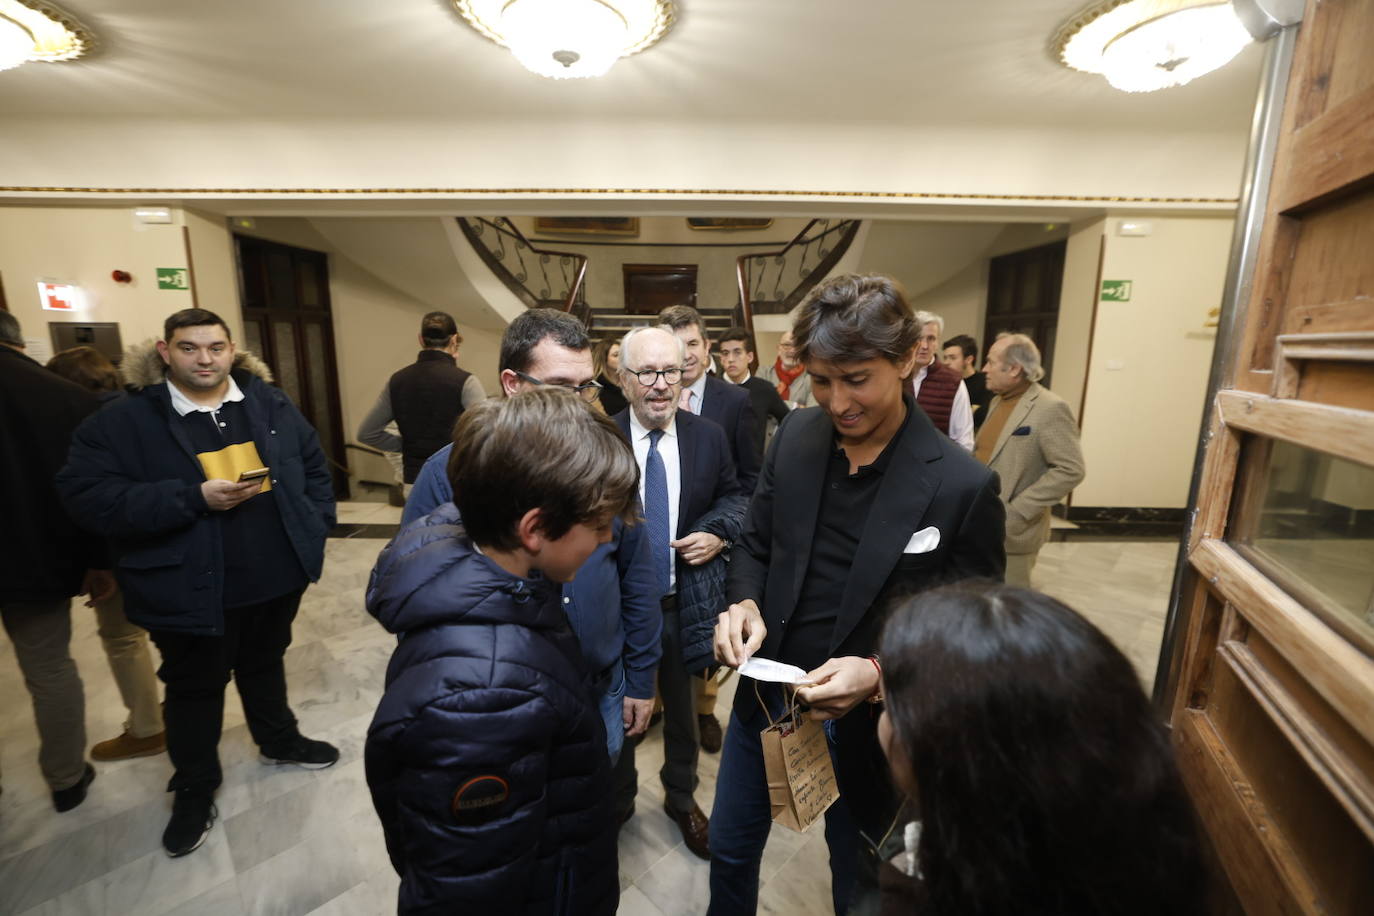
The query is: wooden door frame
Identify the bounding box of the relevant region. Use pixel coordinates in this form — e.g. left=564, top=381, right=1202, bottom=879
left=1156, top=3, right=1374, bottom=909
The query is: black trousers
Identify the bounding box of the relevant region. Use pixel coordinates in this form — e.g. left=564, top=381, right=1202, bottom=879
left=148, top=589, right=304, bottom=794
left=614, top=599, right=700, bottom=816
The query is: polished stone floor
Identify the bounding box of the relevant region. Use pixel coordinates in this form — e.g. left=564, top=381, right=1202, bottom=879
left=0, top=503, right=1178, bottom=915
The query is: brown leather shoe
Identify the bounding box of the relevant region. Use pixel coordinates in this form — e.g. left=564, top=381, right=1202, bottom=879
left=664, top=801, right=710, bottom=860
left=91, top=730, right=166, bottom=761
left=697, top=714, right=723, bottom=754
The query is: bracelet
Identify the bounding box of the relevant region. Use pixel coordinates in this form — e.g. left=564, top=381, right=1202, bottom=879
left=867, top=655, right=884, bottom=704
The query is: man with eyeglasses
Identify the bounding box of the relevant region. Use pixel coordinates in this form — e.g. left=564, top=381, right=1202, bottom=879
left=607, top=326, right=746, bottom=860
left=404, top=309, right=662, bottom=767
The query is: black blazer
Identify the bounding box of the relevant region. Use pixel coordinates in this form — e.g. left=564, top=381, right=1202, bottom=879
left=726, top=397, right=1006, bottom=834
left=738, top=376, right=789, bottom=455
left=612, top=409, right=742, bottom=545
left=697, top=374, right=761, bottom=497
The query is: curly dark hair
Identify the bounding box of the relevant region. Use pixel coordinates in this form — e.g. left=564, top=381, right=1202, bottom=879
left=791, top=274, right=919, bottom=366
left=879, top=583, right=1206, bottom=916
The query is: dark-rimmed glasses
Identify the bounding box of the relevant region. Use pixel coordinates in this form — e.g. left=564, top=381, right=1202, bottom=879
left=626, top=367, right=683, bottom=387
left=515, top=370, right=603, bottom=402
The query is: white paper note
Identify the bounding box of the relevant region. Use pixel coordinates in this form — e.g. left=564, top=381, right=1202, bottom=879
left=739, top=656, right=813, bottom=685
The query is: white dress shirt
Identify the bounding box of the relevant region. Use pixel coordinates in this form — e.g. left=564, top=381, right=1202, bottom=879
left=681, top=372, right=707, bottom=416
left=913, top=362, right=975, bottom=452
left=629, top=409, right=682, bottom=591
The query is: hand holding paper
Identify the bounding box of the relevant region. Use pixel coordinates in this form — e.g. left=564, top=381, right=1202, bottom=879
left=714, top=599, right=767, bottom=668
left=794, top=657, right=881, bottom=720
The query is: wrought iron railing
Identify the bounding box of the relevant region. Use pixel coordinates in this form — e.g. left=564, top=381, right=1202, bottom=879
left=456, top=217, right=590, bottom=323
left=736, top=219, right=861, bottom=322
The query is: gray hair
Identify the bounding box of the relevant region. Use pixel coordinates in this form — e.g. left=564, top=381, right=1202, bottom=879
left=914, top=311, right=944, bottom=338
left=1000, top=333, right=1045, bottom=383
left=619, top=326, right=686, bottom=371
left=0, top=310, right=23, bottom=348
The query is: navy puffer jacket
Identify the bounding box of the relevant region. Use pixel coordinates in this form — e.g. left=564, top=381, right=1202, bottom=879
left=364, top=504, right=618, bottom=916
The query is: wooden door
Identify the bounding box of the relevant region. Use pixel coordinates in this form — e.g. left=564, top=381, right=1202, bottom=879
left=982, top=239, right=1065, bottom=386
left=1157, top=1, right=1374, bottom=912
left=234, top=235, right=349, bottom=499
left=623, top=263, right=698, bottom=315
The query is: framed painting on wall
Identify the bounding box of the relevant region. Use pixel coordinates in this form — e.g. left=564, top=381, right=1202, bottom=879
left=534, top=217, right=640, bottom=236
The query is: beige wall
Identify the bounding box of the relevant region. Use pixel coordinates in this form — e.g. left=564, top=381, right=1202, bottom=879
left=1049, top=218, right=1108, bottom=420
left=0, top=205, right=223, bottom=358
left=1073, top=216, right=1232, bottom=508
left=236, top=219, right=502, bottom=485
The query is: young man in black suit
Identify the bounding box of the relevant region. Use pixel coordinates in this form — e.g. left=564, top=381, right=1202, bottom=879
left=609, top=327, right=745, bottom=861
left=709, top=275, right=1007, bottom=914
left=717, top=326, right=789, bottom=456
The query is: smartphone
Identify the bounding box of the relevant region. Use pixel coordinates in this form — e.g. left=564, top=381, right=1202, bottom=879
left=238, top=467, right=270, bottom=483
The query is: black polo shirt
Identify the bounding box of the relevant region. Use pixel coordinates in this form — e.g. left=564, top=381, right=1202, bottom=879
left=779, top=404, right=912, bottom=672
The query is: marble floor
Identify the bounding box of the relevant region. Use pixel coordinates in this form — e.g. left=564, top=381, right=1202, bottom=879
left=0, top=503, right=1178, bottom=915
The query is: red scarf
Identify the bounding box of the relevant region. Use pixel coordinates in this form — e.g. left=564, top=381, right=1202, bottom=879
left=772, top=358, right=805, bottom=400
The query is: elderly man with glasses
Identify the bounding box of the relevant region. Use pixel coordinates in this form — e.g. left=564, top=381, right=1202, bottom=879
left=404, top=309, right=662, bottom=767
left=607, top=326, right=746, bottom=859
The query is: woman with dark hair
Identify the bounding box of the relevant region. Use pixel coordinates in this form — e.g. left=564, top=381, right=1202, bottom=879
left=876, top=584, right=1206, bottom=915
left=47, top=347, right=166, bottom=761
left=710, top=274, right=1007, bottom=913
left=593, top=335, right=627, bottom=415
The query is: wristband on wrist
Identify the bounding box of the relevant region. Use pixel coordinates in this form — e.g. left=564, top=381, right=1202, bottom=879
left=867, top=654, right=884, bottom=704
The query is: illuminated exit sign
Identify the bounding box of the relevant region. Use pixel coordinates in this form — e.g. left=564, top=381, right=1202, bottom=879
left=38, top=282, right=80, bottom=311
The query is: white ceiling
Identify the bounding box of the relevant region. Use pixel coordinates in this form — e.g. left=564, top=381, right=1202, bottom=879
left=0, top=0, right=1264, bottom=132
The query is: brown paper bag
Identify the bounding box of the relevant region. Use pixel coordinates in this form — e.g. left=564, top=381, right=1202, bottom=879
left=760, top=713, right=840, bottom=832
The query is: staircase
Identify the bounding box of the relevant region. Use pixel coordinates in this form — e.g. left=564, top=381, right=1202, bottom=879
left=454, top=215, right=863, bottom=339
left=586, top=305, right=738, bottom=342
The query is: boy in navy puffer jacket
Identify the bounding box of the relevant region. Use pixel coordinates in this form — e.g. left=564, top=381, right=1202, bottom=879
left=365, top=389, right=641, bottom=915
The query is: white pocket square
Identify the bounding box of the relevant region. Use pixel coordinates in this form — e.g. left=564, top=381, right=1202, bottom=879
left=903, top=526, right=941, bottom=554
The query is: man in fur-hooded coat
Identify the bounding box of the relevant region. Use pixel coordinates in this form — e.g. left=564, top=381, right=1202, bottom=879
left=57, top=311, right=336, bottom=855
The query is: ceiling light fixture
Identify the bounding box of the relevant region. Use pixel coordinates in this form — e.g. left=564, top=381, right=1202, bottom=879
left=453, top=0, right=675, bottom=80
left=0, top=0, right=94, bottom=71
left=1053, top=0, right=1303, bottom=93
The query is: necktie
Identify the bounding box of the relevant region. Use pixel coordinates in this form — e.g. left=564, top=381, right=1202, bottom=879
left=679, top=388, right=695, bottom=413
left=644, top=428, right=671, bottom=596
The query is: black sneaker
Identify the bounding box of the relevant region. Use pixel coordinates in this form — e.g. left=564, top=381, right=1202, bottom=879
left=52, top=763, right=96, bottom=813
left=163, top=790, right=216, bottom=857
left=259, top=735, right=339, bottom=770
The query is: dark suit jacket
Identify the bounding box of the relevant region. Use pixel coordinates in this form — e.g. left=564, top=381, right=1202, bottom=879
left=964, top=371, right=993, bottom=431
left=697, top=374, right=761, bottom=496
left=738, top=376, right=789, bottom=455
left=726, top=397, right=1006, bottom=833
left=612, top=408, right=742, bottom=553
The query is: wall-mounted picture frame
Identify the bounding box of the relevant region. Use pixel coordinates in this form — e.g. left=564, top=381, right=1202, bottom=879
left=686, top=218, right=774, bottom=231
left=534, top=217, right=640, bottom=236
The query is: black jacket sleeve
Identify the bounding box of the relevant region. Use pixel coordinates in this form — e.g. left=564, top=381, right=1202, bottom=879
left=57, top=410, right=208, bottom=539
left=726, top=408, right=789, bottom=607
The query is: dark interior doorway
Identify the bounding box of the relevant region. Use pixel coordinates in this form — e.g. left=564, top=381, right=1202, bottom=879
left=234, top=234, right=349, bottom=499
left=982, top=239, right=1066, bottom=387
left=623, top=263, right=698, bottom=314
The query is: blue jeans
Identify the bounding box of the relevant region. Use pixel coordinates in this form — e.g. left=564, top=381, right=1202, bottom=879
left=707, top=689, right=859, bottom=915
left=600, top=660, right=627, bottom=764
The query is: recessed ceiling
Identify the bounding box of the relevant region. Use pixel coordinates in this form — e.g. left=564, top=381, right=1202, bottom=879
left=0, top=0, right=1264, bottom=132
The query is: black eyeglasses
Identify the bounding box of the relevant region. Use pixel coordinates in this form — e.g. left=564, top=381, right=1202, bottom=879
left=515, top=371, right=603, bottom=402
left=626, top=367, right=684, bottom=387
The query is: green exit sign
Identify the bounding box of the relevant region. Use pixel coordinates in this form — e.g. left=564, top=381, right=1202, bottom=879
left=1101, top=280, right=1132, bottom=301
left=157, top=268, right=190, bottom=290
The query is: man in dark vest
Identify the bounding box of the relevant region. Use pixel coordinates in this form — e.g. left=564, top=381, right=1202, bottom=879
left=906, top=310, right=974, bottom=451
left=357, top=312, right=486, bottom=491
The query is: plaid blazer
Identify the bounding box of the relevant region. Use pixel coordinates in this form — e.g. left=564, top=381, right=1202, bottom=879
left=982, top=383, right=1086, bottom=555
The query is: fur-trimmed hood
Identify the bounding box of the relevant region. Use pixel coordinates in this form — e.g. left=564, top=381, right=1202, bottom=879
left=121, top=339, right=275, bottom=391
